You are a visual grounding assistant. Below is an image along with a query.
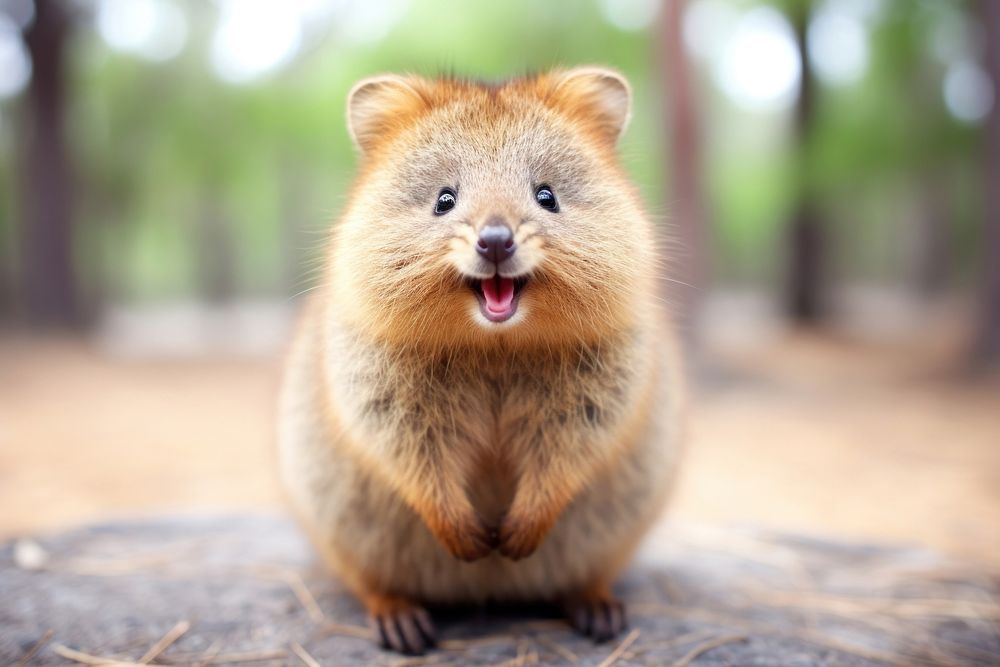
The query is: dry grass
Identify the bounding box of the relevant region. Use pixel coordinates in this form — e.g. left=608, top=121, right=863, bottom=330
left=289, top=641, right=320, bottom=667
left=13, top=629, right=52, bottom=667
left=671, top=634, right=747, bottom=667
left=595, top=629, right=640, bottom=667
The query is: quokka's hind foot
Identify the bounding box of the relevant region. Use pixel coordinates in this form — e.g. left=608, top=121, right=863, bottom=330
left=364, top=592, right=437, bottom=655
left=563, top=585, right=627, bottom=643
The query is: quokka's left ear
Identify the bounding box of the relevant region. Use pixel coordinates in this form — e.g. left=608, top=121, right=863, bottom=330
left=544, top=66, right=632, bottom=144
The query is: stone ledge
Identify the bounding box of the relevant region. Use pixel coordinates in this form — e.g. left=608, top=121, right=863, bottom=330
left=2, top=515, right=998, bottom=666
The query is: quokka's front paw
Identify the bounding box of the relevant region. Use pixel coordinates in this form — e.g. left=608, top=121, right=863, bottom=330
left=497, top=511, right=551, bottom=560
left=428, top=509, right=495, bottom=561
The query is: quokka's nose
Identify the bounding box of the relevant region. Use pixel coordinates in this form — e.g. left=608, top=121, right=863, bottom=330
left=476, top=224, right=516, bottom=264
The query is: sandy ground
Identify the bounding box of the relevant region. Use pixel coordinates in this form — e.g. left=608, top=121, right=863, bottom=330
left=1, top=329, right=998, bottom=566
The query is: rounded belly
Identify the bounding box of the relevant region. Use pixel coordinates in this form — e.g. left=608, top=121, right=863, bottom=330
left=316, top=431, right=677, bottom=604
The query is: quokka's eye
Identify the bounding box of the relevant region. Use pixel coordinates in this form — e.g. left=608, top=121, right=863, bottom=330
left=434, top=188, right=457, bottom=215
left=535, top=185, right=558, bottom=212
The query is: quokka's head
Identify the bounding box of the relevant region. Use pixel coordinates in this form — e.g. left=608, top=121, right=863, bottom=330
left=327, top=67, right=658, bottom=348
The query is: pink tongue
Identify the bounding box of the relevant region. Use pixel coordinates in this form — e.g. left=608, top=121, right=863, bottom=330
left=482, top=276, right=515, bottom=314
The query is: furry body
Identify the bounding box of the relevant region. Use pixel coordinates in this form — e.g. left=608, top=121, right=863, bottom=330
left=277, top=67, right=684, bottom=653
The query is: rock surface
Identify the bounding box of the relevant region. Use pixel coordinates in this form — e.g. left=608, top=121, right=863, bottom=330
left=2, top=515, right=998, bottom=666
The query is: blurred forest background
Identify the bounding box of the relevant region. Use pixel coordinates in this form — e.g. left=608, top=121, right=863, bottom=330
left=0, top=0, right=998, bottom=564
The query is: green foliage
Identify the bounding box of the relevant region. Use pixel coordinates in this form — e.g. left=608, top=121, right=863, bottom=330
left=52, top=0, right=665, bottom=303
left=0, top=0, right=987, bottom=303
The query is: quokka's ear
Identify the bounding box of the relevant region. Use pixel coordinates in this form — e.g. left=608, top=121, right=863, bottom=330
left=545, top=66, right=632, bottom=143
left=347, top=74, right=431, bottom=154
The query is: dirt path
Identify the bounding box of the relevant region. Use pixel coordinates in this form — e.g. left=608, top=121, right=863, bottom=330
left=2, top=332, right=998, bottom=565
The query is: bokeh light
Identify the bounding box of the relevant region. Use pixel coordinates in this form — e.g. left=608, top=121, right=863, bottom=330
left=808, top=0, right=869, bottom=86
left=943, top=60, right=995, bottom=124
left=598, top=0, right=660, bottom=32
left=0, top=15, right=31, bottom=99
left=95, top=0, right=188, bottom=62
left=210, top=0, right=303, bottom=84
left=714, top=6, right=801, bottom=113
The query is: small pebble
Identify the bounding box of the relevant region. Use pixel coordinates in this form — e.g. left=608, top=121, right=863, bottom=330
left=14, top=538, right=49, bottom=570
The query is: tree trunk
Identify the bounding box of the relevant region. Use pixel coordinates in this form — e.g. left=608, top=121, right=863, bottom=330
left=786, top=2, right=825, bottom=323
left=913, top=175, right=950, bottom=297
left=19, top=0, right=81, bottom=327
left=973, top=0, right=1000, bottom=365
left=660, top=0, right=707, bottom=336
left=197, top=199, right=237, bottom=305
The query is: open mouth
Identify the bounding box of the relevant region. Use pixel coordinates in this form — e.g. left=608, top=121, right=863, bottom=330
left=469, top=275, right=528, bottom=323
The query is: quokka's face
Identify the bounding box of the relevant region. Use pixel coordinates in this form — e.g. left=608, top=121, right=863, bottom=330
left=330, top=68, right=656, bottom=346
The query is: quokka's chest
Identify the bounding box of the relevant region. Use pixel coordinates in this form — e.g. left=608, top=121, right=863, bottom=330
left=336, top=336, right=638, bottom=443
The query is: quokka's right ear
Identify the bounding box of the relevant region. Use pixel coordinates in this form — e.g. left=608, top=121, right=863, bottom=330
left=347, top=74, right=431, bottom=154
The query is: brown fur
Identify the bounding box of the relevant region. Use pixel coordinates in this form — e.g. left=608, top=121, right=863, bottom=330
left=278, top=67, right=684, bottom=653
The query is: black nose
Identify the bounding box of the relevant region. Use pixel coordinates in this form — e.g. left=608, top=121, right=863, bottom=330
left=476, top=225, right=516, bottom=264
